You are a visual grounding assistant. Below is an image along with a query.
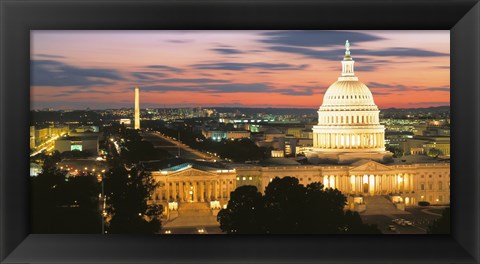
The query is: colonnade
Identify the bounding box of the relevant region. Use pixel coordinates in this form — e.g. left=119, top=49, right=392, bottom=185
left=322, top=173, right=415, bottom=195
left=155, top=179, right=234, bottom=202
left=318, top=113, right=379, bottom=125
left=314, top=132, right=384, bottom=149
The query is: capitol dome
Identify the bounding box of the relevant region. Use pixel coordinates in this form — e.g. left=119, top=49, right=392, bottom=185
left=307, top=40, right=392, bottom=164
left=321, top=81, right=377, bottom=110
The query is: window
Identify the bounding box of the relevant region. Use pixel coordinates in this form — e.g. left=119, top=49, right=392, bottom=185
left=438, top=182, right=443, bottom=190
left=428, top=183, right=433, bottom=190
left=420, top=184, right=425, bottom=190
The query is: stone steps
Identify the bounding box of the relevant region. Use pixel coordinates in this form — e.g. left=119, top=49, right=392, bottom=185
left=178, top=202, right=211, bottom=216
left=362, top=196, right=409, bottom=215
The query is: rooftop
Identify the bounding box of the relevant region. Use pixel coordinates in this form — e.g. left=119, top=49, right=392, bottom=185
left=141, top=158, right=231, bottom=172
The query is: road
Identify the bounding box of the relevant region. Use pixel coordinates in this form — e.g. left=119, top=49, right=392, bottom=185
left=141, top=131, right=217, bottom=161
left=360, top=206, right=446, bottom=234
left=30, top=135, right=60, bottom=157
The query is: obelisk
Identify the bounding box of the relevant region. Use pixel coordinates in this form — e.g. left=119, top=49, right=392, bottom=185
left=134, top=85, right=140, bottom=130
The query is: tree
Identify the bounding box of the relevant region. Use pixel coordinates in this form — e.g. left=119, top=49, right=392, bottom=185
left=217, top=177, right=380, bottom=234
left=386, top=145, right=403, bottom=158
left=31, top=152, right=101, bottom=233
left=427, top=148, right=443, bottom=157
left=105, top=163, right=163, bottom=233
left=217, top=186, right=265, bottom=234
left=427, top=208, right=450, bottom=234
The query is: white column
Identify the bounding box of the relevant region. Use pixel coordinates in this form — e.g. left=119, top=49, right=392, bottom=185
left=356, top=176, right=361, bottom=194
left=172, top=182, right=177, bottom=201
left=200, top=181, right=205, bottom=202
left=166, top=183, right=170, bottom=201
left=227, top=180, right=231, bottom=200
left=179, top=182, right=184, bottom=201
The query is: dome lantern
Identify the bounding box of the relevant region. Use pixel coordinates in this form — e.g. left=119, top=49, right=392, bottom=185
left=341, top=40, right=356, bottom=79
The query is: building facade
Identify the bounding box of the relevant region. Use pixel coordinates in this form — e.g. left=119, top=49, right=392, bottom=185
left=145, top=160, right=237, bottom=212
left=235, top=160, right=450, bottom=206
left=145, top=41, right=450, bottom=219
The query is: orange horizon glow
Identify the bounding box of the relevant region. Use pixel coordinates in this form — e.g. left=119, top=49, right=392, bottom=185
left=31, top=30, right=450, bottom=110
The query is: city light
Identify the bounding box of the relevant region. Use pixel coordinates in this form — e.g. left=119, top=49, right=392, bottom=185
left=29, top=35, right=450, bottom=235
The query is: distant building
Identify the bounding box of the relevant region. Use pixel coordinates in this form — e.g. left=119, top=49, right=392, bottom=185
left=55, top=135, right=99, bottom=155
left=402, top=136, right=450, bottom=156
left=30, top=163, right=42, bottom=177
left=30, top=126, right=35, bottom=149
left=33, top=125, right=69, bottom=148
left=73, top=125, right=99, bottom=133
left=119, top=119, right=131, bottom=126
left=271, top=150, right=284, bottom=158
left=227, top=131, right=251, bottom=140
left=263, top=127, right=285, bottom=142
left=204, top=130, right=251, bottom=141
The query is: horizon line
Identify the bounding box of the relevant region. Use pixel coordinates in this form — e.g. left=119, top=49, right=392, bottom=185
left=31, top=105, right=451, bottom=111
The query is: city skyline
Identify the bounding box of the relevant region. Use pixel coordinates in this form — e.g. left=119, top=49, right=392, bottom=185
left=31, top=30, right=449, bottom=110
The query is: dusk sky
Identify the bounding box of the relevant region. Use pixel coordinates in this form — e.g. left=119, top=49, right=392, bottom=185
left=31, top=30, right=449, bottom=110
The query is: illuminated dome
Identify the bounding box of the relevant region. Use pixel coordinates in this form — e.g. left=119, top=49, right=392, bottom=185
left=307, top=41, right=392, bottom=164
left=321, top=81, right=377, bottom=110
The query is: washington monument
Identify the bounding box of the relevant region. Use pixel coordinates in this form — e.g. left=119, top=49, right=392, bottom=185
left=134, top=85, right=140, bottom=129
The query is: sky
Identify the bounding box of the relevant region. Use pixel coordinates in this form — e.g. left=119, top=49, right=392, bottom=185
left=31, top=30, right=450, bottom=110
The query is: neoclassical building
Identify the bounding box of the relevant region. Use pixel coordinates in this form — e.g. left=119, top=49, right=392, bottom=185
left=144, top=42, right=450, bottom=220
left=144, top=159, right=236, bottom=210
left=235, top=160, right=450, bottom=206
left=307, top=40, right=392, bottom=164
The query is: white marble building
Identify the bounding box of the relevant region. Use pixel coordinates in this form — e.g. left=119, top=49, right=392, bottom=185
left=307, top=41, right=392, bottom=164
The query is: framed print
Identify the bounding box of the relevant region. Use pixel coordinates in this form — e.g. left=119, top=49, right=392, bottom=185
left=1, top=0, right=479, bottom=263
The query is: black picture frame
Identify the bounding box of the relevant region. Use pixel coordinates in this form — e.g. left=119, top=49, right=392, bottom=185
left=1, top=0, right=479, bottom=263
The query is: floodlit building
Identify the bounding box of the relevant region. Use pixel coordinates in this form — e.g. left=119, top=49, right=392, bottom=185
left=307, top=40, right=392, bottom=164
left=119, top=119, right=131, bottom=126
left=145, top=42, right=450, bottom=223
left=55, top=135, right=99, bottom=155
left=234, top=159, right=450, bottom=206
left=145, top=158, right=237, bottom=214
left=204, top=130, right=251, bottom=141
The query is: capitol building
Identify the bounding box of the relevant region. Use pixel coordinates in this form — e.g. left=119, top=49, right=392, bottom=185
left=147, top=42, right=450, bottom=221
